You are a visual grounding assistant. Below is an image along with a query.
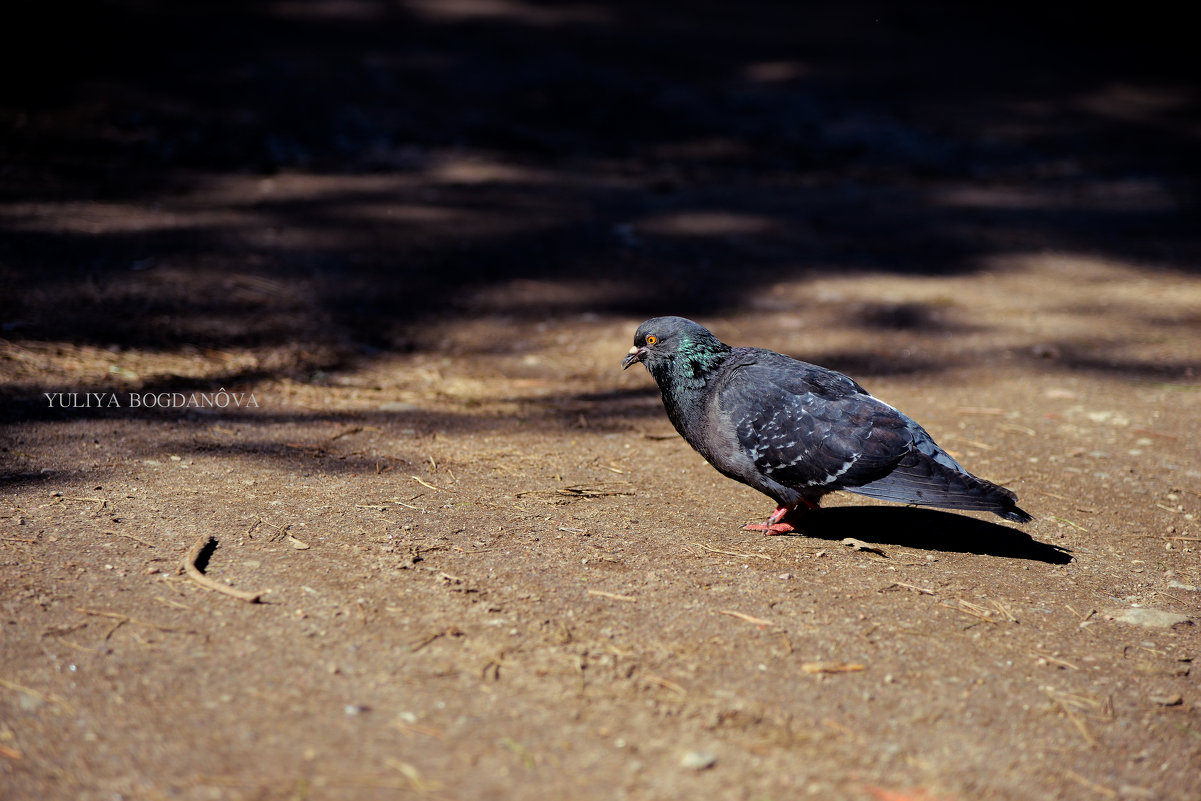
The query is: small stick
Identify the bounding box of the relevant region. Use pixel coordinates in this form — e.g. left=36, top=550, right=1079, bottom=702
left=0, top=678, right=76, bottom=715
left=587, top=590, right=636, bottom=602
left=1063, top=770, right=1114, bottom=797
left=881, top=582, right=937, bottom=596
left=182, top=536, right=263, bottom=603
left=802, top=662, right=866, bottom=674
left=644, top=673, right=687, bottom=695
left=990, top=598, right=1018, bottom=623
left=939, top=599, right=996, bottom=623
left=74, top=607, right=186, bottom=633
left=411, top=476, right=441, bottom=491
left=719, top=609, right=774, bottom=627
left=692, top=541, right=772, bottom=561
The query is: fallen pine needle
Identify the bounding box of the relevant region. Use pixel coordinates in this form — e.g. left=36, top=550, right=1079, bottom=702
left=1051, top=516, right=1089, bottom=533
left=183, top=536, right=263, bottom=603
left=1045, top=689, right=1102, bottom=748
left=410, top=476, right=442, bottom=491
left=0, top=743, right=22, bottom=760
left=719, top=609, right=774, bottom=627
left=691, top=541, right=772, bottom=561
left=939, top=599, right=996, bottom=623
left=587, top=589, right=636, bottom=602
left=802, top=662, right=866, bottom=674
left=74, top=607, right=186, bottom=634
left=1063, top=770, right=1116, bottom=798
left=0, top=678, right=76, bottom=715
left=644, top=673, right=687, bottom=695
left=881, top=582, right=937, bottom=596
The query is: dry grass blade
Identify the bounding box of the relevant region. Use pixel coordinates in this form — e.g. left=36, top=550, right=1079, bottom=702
left=802, top=662, right=866, bottom=674
left=881, top=582, right=937, bottom=596
left=587, top=589, right=636, bottom=602
left=1051, top=516, right=1089, bottom=533
left=990, top=598, right=1018, bottom=623
left=410, top=475, right=442, bottom=491
left=555, top=483, right=635, bottom=498
left=939, top=599, right=996, bottom=623
left=183, top=536, right=263, bottom=603
left=1044, top=688, right=1102, bottom=747
left=75, top=607, right=187, bottom=634
left=644, top=673, right=687, bottom=695
left=719, top=610, right=774, bottom=627
left=1063, top=770, right=1116, bottom=798
left=691, top=541, right=772, bottom=561
left=0, top=678, right=76, bottom=715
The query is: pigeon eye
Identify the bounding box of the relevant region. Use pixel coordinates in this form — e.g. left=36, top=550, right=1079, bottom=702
left=645, top=335, right=658, bottom=346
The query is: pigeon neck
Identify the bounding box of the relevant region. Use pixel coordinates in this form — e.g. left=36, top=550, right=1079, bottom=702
left=649, top=339, right=732, bottom=426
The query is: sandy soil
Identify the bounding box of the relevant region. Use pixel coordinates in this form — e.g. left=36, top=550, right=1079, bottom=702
left=2, top=2, right=1200, bottom=799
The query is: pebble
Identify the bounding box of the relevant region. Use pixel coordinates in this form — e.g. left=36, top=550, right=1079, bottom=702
left=680, top=750, right=717, bottom=771
left=1107, top=608, right=1193, bottom=628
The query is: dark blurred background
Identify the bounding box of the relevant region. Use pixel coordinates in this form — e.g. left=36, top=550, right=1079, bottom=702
left=2, top=0, right=1198, bottom=357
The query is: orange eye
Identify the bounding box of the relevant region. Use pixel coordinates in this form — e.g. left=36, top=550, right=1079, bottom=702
left=645, top=335, right=657, bottom=346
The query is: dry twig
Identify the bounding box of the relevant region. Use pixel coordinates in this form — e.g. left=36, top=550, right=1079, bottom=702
left=802, top=662, right=866, bottom=674
left=410, top=476, right=442, bottom=491
left=719, top=609, right=774, bottom=627
left=587, top=589, right=636, bottom=602
left=182, top=536, right=263, bottom=603
left=691, top=541, right=772, bottom=561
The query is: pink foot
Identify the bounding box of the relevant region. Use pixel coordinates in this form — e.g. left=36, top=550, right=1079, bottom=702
left=742, top=501, right=818, bottom=535
left=742, top=521, right=796, bottom=535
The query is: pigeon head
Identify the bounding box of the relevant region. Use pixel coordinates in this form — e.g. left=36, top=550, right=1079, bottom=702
left=621, top=316, right=732, bottom=382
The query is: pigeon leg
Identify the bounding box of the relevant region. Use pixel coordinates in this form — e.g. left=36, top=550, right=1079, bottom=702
left=742, top=499, right=819, bottom=535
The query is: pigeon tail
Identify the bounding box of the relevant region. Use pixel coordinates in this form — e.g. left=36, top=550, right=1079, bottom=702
left=846, top=449, right=1033, bottom=523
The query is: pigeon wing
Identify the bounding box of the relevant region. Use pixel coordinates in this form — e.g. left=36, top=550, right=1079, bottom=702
left=719, top=354, right=914, bottom=493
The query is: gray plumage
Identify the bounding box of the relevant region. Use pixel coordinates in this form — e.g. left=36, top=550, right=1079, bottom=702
left=622, top=316, right=1032, bottom=526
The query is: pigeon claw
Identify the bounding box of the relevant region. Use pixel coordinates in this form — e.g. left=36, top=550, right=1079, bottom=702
left=742, top=501, right=817, bottom=536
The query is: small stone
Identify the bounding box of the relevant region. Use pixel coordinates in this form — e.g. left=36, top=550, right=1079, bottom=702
left=680, top=750, right=717, bottom=771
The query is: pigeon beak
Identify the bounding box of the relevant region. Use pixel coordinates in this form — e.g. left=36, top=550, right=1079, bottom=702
left=621, top=346, right=647, bottom=370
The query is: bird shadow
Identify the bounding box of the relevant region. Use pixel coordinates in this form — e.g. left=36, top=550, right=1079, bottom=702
left=784, top=507, right=1072, bottom=564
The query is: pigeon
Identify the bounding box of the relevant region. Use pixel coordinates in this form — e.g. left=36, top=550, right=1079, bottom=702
left=621, top=316, right=1032, bottom=533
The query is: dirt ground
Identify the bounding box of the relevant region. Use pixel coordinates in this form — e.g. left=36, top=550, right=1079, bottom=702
left=3, top=2, right=1201, bottom=799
